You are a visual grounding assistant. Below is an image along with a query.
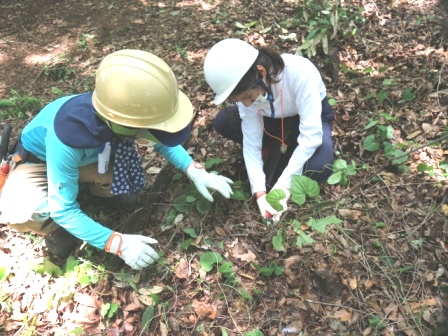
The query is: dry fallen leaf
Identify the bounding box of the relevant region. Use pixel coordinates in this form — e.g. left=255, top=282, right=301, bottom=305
left=338, top=209, right=362, bottom=219
left=160, top=321, right=169, bottom=336
left=349, top=276, right=358, bottom=290
left=284, top=256, right=302, bottom=280
left=192, top=300, right=218, bottom=319
left=332, top=308, right=353, bottom=322
left=123, top=302, right=144, bottom=311
left=175, top=259, right=189, bottom=279
left=441, top=204, right=448, bottom=216
left=215, top=226, right=226, bottom=237
left=138, top=286, right=164, bottom=295
left=364, top=279, right=377, bottom=291
left=234, top=250, right=257, bottom=262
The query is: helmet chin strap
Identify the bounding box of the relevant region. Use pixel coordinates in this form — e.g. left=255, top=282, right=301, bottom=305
left=257, top=78, right=275, bottom=117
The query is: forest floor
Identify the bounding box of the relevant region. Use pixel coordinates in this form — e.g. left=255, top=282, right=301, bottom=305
left=0, top=0, right=447, bottom=335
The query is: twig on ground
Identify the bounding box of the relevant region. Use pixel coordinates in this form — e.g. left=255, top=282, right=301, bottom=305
left=22, top=25, right=44, bottom=43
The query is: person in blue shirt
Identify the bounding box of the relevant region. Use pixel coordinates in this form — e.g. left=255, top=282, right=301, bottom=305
left=0, top=50, right=233, bottom=270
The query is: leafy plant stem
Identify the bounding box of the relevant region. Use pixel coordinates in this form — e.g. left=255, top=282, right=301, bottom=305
left=345, top=132, right=448, bottom=196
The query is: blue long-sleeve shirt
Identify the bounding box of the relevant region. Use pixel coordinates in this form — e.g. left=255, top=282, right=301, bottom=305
left=21, top=94, right=193, bottom=249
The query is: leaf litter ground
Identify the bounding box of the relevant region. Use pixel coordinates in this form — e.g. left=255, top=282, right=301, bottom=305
left=0, top=0, right=447, bottom=335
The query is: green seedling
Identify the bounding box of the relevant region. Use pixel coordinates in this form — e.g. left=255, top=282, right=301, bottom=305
left=0, top=90, right=42, bottom=119
left=199, top=252, right=223, bottom=272
left=327, top=159, right=357, bottom=185
left=100, top=302, right=119, bottom=318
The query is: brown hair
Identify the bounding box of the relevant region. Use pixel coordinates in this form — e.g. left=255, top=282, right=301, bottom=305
left=230, top=47, right=285, bottom=97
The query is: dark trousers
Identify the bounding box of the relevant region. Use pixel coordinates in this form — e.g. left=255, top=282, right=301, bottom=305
left=213, top=98, right=334, bottom=182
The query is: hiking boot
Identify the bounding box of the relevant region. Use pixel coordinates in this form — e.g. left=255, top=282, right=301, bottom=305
left=44, top=226, right=77, bottom=258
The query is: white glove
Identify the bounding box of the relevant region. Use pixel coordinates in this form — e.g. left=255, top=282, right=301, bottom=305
left=105, top=232, right=159, bottom=270
left=271, top=187, right=290, bottom=223
left=256, top=193, right=278, bottom=223
left=186, top=162, right=233, bottom=202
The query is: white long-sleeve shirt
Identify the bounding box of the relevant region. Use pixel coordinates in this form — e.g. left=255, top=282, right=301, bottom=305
left=238, top=54, right=327, bottom=194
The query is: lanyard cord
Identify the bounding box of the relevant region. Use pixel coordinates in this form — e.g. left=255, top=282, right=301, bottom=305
left=258, top=89, right=286, bottom=147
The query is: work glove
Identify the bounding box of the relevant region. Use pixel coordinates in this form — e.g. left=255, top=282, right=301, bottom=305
left=105, top=232, right=159, bottom=270
left=256, top=192, right=278, bottom=225
left=256, top=187, right=290, bottom=225
left=271, top=187, right=290, bottom=224
left=186, top=162, right=233, bottom=202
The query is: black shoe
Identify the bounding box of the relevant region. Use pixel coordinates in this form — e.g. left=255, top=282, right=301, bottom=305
left=44, top=226, right=76, bottom=258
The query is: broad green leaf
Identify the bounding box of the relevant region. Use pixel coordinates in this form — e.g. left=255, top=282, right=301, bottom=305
left=185, top=195, right=196, bottom=203
left=333, top=159, right=347, bottom=170
left=141, top=306, right=155, bottom=332
left=181, top=238, right=193, bottom=250
left=107, top=303, right=119, bottom=318
left=218, top=262, right=234, bottom=274
left=266, top=189, right=287, bottom=211
left=327, top=172, right=341, bottom=185
left=43, top=258, right=63, bottom=276
left=290, top=175, right=320, bottom=205
left=258, top=267, right=274, bottom=277
left=221, top=327, right=229, bottom=336
left=363, top=135, right=379, bottom=151
left=0, top=265, right=9, bottom=282
left=439, top=160, right=448, bottom=170
left=364, top=119, right=378, bottom=130
left=382, top=78, right=396, bottom=86
left=379, top=256, right=395, bottom=268
left=199, top=252, right=223, bottom=272
left=272, top=234, right=284, bottom=251
left=182, top=228, right=197, bottom=238
left=400, top=88, right=416, bottom=102
left=204, top=157, right=222, bottom=169
left=375, top=221, right=386, bottom=228
left=399, top=267, right=413, bottom=274
left=417, top=163, right=433, bottom=172
left=296, top=230, right=315, bottom=248
left=195, top=199, right=210, bottom=215
left=65, top=256, right=79, bottom=272
left=235, top=22, right=246, bottom=29
left=231, top=189, right=247, bottom=201
left=328, top=97, right=337, bottom=106
left=377, top=90, right=389, bottom=103
left=100, top=303, right=110, bottom=317
left=69, top=327, right=84, bottom=335
left=377, top=125, right=394, bottom=140
left=384, top=143, right=408, bottom=164
left=306, top=27, right=320, bottom=41
left=274, top=265, right=285, bottom=275
left=172, top=197, right=192, bottom=213
left=369, top=316, right=386, bottom=329
left=308, top=216, right=342, bottom=232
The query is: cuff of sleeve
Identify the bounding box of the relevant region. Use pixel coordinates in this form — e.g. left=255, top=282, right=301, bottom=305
left=254, top=191, right=267, bottom=199
left=186, top=161, right=205, bottom=173
left=105, top=232, right=123, bottom=255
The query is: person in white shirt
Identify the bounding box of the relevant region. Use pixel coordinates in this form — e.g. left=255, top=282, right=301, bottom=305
left=203, top=39, right=334, bottom=223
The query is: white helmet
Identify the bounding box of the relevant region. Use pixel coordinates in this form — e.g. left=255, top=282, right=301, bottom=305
left=204, top=39, right=259, bottom=105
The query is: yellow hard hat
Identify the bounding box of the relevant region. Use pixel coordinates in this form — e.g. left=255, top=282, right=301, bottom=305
left=92, top=49, right=193, bottom=132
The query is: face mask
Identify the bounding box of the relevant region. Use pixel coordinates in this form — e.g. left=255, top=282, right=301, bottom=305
left=251, top=92, right=268, bottom=107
